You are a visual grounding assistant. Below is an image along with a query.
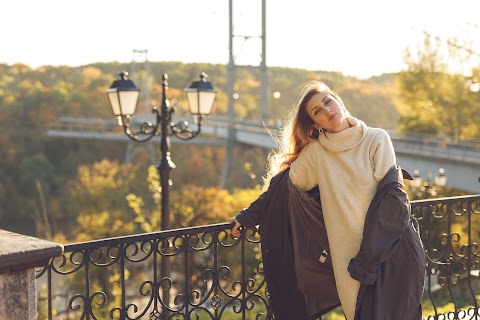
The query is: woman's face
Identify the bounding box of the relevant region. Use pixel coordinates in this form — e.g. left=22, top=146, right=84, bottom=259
left=305, top=92, right=349, bottom=133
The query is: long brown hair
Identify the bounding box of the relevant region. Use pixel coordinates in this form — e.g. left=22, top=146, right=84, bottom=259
left=263, top=81, right=348, bottom=189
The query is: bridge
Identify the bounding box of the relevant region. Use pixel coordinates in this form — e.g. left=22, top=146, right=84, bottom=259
left=46, top=116, right=480, bottom=193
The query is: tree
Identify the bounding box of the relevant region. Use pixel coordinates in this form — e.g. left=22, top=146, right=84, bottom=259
left=65, top=159, right=145, bottom=241
left=127, top=165, right=262, bottom=232
left=396, top=33, right=480, bottom=139
left=0, top=60, right=416, bottom=237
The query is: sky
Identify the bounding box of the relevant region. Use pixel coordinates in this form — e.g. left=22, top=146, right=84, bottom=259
left=1, top=0, right=480, bottom=79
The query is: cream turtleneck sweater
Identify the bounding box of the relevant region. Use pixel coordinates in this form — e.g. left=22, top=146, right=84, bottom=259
left=289, top=117, right=396, bottom=320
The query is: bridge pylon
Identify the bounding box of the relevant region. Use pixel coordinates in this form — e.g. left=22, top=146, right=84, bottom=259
left=221, top=0, right=268, bottom=188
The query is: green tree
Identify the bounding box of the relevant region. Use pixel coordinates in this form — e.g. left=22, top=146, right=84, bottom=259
left=396, top=33, right=480, bottom=139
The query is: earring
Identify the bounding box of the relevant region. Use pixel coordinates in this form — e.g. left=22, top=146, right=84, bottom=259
left=310, top=126, right=322, bottom=138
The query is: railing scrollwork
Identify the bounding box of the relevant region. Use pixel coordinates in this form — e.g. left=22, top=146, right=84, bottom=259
left=37, top=196, right=480, bottom=319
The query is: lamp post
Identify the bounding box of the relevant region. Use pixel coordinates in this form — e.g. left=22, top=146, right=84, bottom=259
left=411, top=168, right=447, bottom=199
left=106, top=71, right=216, bottom=231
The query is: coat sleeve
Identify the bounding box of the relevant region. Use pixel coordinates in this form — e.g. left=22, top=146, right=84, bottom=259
left=235, top=189, right=269, bottom=228
left=234, top=170, right=286, bottom=228
left=347, top=186, right=410, bottom=284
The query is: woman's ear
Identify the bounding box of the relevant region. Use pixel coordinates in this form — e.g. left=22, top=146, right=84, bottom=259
left=312, top=126, right=323, bottom=135
left=307, top=127, right=314, bottom=137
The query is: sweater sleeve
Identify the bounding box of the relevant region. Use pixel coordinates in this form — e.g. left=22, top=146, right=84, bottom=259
left=289, top=144, right=318, bottom=191
left=371, top=129, right=396, bottom=183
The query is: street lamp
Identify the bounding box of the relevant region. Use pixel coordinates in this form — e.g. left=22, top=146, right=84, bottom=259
left=468, top=77, right=480, bottom=93
left=411, top=168, right=447, bottom=199
left=106, top=71, right=216, bottom=231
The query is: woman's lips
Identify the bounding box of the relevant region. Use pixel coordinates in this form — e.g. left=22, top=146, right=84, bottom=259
left=329, top=113, right=337, bottom=121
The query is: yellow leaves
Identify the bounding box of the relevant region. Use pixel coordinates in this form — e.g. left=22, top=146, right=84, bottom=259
left=82, top=66, right=102, bottom=80
left=169, top=184, right=262, bottom=228
left=51, top=80, right=74, bottom=100
left=17, top=79, right=45, bottom=96
left=242, top=76, right=261, bottom=90
left=108, top=272, right=122, bottom=304
left=8, top=63, right=32, bottom=75
left=74, top=210, right=136, bottom=242
left=65, top=158, right=261, bottom=240
left=421, top=296, right=480, bottom=319
left=147, top=165, right=161, bottom=204
left=126, top=193, right=157, bottom=234
left=51, top=232, right=68, bottom=245
left=126, top=193, right=144, bottom=215
left=172, top=185, right=231, bottom=227
left=397, top=32, right=480, bottom=138
left=76, top=210, right=108, bottom=228
left=231, top=188, right=262, bottom=208
left=73, top=159, right=135, bottom=197
left=65, top=159, right=146, bottom=240
left=75, top=211, right=111, bottom=242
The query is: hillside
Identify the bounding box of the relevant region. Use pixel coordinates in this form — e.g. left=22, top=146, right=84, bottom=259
left=0, top=61, right=400, bottom=237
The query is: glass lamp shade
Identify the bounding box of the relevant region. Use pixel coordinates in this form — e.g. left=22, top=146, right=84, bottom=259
left=469, top=78, right=480, bottom=93
left=434, top=168, right=447, bottom=187
left=412, top=169, right=422, bottom=188
left=106, top=71, right=140, bottom=117
left=185, top=72, right=216, bottom=115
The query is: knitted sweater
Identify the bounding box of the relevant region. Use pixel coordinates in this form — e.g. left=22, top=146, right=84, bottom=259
left=289, top=117, right=396, bottom=320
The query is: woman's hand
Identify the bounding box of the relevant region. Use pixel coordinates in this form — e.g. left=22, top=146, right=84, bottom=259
left=230, top=217, right=242, bottom=237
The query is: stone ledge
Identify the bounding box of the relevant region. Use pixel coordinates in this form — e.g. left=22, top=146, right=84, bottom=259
left=0, top=229, right=63, bottom=274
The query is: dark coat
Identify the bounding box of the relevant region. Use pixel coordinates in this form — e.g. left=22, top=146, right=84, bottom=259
left=235, top=165, right=425, bottom=320
left=348, top=165, right=426, bottom=319
left=236, top=169, right=340, bottom=320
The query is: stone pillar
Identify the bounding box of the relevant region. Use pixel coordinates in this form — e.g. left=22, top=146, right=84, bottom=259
left=0, top=229, right=63, bottom=320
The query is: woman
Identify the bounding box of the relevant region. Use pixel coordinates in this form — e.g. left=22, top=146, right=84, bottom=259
left=232, top=81, right=425, bottom=319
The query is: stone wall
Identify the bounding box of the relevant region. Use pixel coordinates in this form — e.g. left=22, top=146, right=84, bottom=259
left=0, top=229, right=63, bottom=320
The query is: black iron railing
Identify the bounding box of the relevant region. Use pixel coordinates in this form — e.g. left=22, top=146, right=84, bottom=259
left=36, top=195, right=480, bottom=320
left=36, top=223, right=268, bottom=320
left=413, top=195, right=480, bottom=320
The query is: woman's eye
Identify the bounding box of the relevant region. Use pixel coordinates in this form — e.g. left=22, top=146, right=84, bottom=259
left=325, top=99, right=331, bottom=105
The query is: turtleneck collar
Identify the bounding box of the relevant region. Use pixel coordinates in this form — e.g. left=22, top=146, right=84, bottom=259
left=318, top=117, right=368, bottom=152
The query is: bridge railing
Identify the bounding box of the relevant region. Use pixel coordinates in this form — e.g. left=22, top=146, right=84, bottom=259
left=36, top=194, right=480, bottom=319
left=48, top=117, right=480, bottom=150
left=389, top=131, right=480, bottom=165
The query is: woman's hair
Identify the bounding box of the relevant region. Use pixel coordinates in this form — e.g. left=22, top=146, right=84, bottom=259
left=263, top=81, right=348, bottom=189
